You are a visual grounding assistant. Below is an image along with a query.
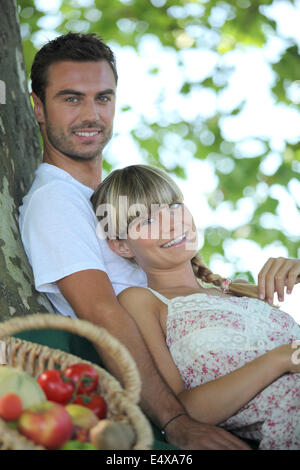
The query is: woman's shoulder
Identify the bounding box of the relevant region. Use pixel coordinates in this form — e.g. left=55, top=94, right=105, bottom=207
left=118, top=286, right=160, bottom=305
left=118, top=287, right=166, bottom=322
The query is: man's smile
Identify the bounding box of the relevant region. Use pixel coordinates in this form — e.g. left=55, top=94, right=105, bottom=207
left=74, top=130, right=100, bottom=136
left=72, top=128, right=103, bottom=142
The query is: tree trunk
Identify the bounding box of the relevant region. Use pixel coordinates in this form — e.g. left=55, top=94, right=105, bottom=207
left=0, top=0, right=53, bottom=320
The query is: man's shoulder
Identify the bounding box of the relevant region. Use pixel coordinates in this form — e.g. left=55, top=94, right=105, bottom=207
left=21, top=176, right=90, bottom=216
left=19, top=174, right=95, bottom=234
left=23, top=164, right=92, bottom=203
left=28, top=178, right=83, bottom=200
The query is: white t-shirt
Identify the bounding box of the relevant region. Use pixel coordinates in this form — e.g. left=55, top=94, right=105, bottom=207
left=18, top=163, right=147, bottom=318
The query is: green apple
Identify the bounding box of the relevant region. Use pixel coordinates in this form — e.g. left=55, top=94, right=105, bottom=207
left=65, top=404, right=98, bottom=430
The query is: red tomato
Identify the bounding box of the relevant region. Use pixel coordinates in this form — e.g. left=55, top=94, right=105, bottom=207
left=38, top=369, right=75, bottom=404
left=73, top=393, right=107, bottom=419
left=64, top=363, right=98, bottom=395
left=0, top=393, right=23, bottom=421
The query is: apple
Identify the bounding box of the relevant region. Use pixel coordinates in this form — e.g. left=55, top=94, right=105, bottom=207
left=18, top=401, right=73, bottom=450
left=65, top=404, right=98, bottom=430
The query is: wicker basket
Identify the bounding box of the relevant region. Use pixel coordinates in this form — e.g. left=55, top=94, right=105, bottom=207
left=0, top=313, right=153, bottom=450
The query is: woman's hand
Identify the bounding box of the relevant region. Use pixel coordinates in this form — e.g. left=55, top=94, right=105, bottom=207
left=257, top=257, right=300, bottom=304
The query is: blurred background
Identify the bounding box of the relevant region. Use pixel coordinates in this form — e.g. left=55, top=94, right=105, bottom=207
left=18, top=0, right=300, bottom=320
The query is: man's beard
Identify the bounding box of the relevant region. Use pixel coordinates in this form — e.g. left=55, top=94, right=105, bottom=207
left=45, top=122, right=112, bottom=161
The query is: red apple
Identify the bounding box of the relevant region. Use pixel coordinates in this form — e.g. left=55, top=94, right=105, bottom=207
left=18, top=401, right=73, bottom=450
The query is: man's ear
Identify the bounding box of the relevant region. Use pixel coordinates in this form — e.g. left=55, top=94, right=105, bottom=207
left=31, top=92, right=45, bottom=124
left=108, top=239, right=134, bottom=259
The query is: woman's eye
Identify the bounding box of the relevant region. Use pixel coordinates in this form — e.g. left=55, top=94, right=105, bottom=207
left=141, top=217, right=155, bottom=226
left=169, top=202, right=182, bottom=209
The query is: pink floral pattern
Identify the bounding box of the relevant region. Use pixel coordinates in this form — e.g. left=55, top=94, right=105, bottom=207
left=164, top=293, right=300, bottom=449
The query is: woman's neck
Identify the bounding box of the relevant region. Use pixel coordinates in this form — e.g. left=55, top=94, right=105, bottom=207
left=146, top=262, right=202, bottom=294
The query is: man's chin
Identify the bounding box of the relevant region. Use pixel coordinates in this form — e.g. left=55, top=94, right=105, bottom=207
left=63, top=152, right=99, bottom=162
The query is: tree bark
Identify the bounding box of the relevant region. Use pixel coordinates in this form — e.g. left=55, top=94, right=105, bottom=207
left=0, top=0, right=53, bottom=320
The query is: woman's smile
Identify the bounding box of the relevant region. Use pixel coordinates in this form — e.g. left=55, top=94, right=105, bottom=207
left=161, top=232, right=187, bottom=248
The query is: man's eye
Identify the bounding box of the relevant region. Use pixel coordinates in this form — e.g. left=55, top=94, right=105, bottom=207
left=97, top=95, right=110, bottom=102
left=65, top=97, right=79, bottom=103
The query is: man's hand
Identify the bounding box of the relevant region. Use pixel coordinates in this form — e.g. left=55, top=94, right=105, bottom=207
left=165, top=414, right=251, bottom=450
left=257, top=257, right=300, bottom=304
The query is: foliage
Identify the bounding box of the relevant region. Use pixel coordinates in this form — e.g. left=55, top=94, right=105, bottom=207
left=17, top=0, right=300, bottom=279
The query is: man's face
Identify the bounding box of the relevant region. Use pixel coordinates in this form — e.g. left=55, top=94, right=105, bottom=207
left=34, top=60, right=116, bottom=161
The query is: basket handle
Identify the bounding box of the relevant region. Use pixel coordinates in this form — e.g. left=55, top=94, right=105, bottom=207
left=0, top=314, right=141, bottom=404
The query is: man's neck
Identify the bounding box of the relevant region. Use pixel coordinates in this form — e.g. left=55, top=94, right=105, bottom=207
left=43, top=149, right=102, bottom=190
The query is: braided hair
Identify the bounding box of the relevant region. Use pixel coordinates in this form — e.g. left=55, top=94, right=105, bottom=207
left=191, top=253, right=260, bottom=299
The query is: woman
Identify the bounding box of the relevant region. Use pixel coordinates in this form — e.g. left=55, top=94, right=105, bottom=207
left=91, top=164, right=300, bottom=449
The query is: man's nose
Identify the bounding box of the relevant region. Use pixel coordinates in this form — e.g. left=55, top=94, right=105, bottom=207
left=80, top=99, right=100, bottom=122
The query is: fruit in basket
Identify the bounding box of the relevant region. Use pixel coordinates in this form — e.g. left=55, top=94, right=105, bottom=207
left=18, top=401, right=73, bottom=450
left=72, top=425, right=90, bottom=442
left=73, top=393, right=107, bottom=419
left=89, top=419, right=135, bottom=450
left=59, top=440, right=98, bottom=450
left=65, top=404, right=99, bottom=430
left=37, top=369, right=75, bottom=404
left=64, top=363, right=98, bottom=394
left=0, top=366, right=46, bottom=409
left=7, top=420, right=18, bottom=430
left=0, top=393, right=23, bottom=421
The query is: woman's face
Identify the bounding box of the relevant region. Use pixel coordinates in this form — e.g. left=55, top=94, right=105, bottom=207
left=114, top=202, right=198, bottom=272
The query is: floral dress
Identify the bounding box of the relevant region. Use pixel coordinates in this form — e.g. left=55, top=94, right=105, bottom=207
left=149, top=289, right=300, bottom=450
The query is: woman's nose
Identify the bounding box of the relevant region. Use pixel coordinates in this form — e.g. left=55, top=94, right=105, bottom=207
left=160, top=207, right=183, bottom=237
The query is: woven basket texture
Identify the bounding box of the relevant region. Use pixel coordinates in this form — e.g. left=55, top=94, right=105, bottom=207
left=0, top=314, right=153, bottom=450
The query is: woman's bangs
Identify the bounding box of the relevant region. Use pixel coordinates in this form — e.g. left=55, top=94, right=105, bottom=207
left=93, top=165, right=184, bottom=239
left=125, top=172, right=183, bottom=226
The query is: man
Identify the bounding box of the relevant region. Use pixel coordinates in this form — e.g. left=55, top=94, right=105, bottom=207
left=18, top=32, right=252, bottom=450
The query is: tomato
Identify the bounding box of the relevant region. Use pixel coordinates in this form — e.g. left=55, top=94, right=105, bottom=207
left=73, top=393, right=107, bottom=419
left=37, top=370, right=75, bottom=404
left=0, top=393, right=23, bottom=421
left=64, top=363, right=98, bottom=395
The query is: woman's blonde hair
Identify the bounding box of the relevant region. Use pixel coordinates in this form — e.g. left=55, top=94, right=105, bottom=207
left=91, top=164, right=183, bottom=239
left=91, top=164, right=260, bottom=300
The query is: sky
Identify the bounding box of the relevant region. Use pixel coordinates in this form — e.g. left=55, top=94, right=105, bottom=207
left=26, top=0, right=300, bottom=321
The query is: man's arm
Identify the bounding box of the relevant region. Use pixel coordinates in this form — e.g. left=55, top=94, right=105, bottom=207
left=57, top=269, right=250, bottom=450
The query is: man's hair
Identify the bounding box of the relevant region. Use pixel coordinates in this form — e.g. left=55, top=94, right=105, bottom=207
left=31, top=32, right=118, bottom=103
